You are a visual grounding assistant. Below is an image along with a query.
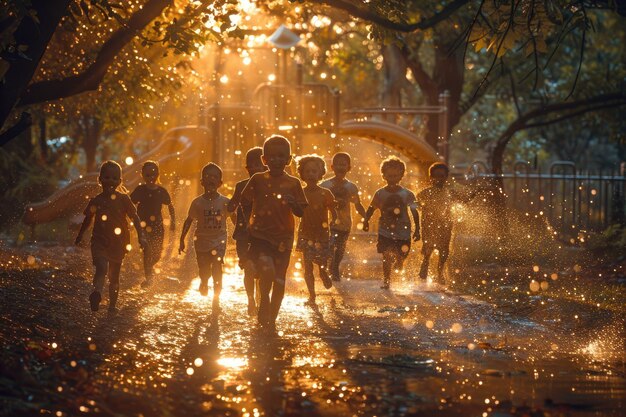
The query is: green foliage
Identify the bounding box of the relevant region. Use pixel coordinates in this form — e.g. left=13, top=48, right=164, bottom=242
left=0, top=147, right=59, bottom=229
left=586, top=224, right=626, bottom=260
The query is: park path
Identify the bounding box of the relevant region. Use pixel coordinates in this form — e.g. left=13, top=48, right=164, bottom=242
left=0, top=242, right=624, bottom=417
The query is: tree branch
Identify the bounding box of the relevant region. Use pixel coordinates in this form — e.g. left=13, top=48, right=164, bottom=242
left=399, top=42, right=438, bottom=100
left=524, top=101, right=625, bottom=130
left=490, top=91, right=626, bottom=174
left=508, top=66, right=521, bottom=116
left=18, top=0, right=173, bottom=107
left=0, top=112, right=32, bottom=147
left=308, top=0, right=470, bottom=32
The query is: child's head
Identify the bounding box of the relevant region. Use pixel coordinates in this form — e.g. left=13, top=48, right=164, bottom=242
left=201, top=162, right=223, bottom=192
left=331, top=152, right=351, bottom=178
left=262, top=135, right=292, bottom=174
left=380, top=156, right=406, bottom=186
left=98, top=160, right=122, bottom=192
left=245, top=147, right=265, bottom=176
left=141, top=160, right=160, bottom=184
left=428, top=162, right=449, bottom=186
left=297, top=154, right=326, bottom=184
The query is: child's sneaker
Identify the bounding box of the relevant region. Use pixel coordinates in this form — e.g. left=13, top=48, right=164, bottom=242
left=89, top=291, right=101, bottom=312
left=320, top=268, right=333, bottom=289
left=140, top=278, right=153, bottom=288
left=198, top=281, right=209, bottom=296
left=107, top=306, right=119, bottom=316
left=303, top=298, right=316, bottom=307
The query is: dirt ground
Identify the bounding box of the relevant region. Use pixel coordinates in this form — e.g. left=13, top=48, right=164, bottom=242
left=0, top=238, right=624, bottom=417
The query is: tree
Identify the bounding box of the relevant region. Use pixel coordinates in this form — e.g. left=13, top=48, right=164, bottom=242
left=298, top=0, right=626, bottom=171
left=0, top=0, right=238, bottom=144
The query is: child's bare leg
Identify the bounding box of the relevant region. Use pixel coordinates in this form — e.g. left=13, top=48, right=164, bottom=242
left=143, top=243, right=153, bottom=278
left=256, top=255, right=276, bottom=326
left=419, top=249, right=432, bottom=280
left=142, top=239, right=159, bottom=285
left=196, top=252, right=210, bottom=296
left=90, top=257, right=108, bottom=311
left=437, top=250, right=449, bottom=282
left=107, top=261, right=122, bottom=311
left=318, top=261, right=331, bottom=286
left=330, top=231, right=347, bottom=279
left=303, top=255, right=315, bottom=303
left=243, top=259, right=257, bottom=310
left=381, top=251, right=393, bottom=288
left=269, top=255, right=290, bottom=325
left=93, top=257, right=108, bottom=293
left=211, top=261, right=222, bottom=309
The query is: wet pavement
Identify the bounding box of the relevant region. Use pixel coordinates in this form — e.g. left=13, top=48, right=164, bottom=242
left=0, top=243, right=624, bottom=417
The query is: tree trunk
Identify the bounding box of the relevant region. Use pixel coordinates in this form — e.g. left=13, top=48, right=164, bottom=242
left=381, top=44, right=407, bottom=116
left=424, top=37, right=465, bottom=150
left=0, top=0, right=71, bottom=131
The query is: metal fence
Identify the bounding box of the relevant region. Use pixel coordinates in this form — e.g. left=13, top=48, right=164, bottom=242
left=466, top=161, right=626, bottom=236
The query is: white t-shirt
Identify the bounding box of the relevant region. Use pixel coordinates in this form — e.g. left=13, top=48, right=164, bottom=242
left=369, top=186, right=416, bottom=240
left=187, top=193, right=230, bottom=253
left=320, top=177, right=360, bottom=232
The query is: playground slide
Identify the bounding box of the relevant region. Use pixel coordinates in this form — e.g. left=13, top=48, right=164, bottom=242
left=339, top=119, right=439, bottom=165
left=22, top=126, right=209, bottom=225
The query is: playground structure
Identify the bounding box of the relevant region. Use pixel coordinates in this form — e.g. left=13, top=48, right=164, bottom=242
left=23, top=25, right=453, bottom=227
left=22, top=127, right=208, bottom=225
left=23, top=71, right=449, bottom=226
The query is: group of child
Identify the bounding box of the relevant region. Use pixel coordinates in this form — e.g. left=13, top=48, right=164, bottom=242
left=75, top=134, right=460, bottom=330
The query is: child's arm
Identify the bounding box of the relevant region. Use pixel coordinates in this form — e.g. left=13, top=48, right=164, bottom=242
left=283, top=194, right=306, bottom=217
left=167, top=203, right=176, bottom=231
left=74, top=209, right=94, bottom=245
left=285, top=181, right=308, bottom=218
left=410, top=204, right=420, bottom=241
left=353, top=191, right=367, bottom=220
left=327, top=191, right=338, bottom=226
left=128, top=208, right=147, bottom=249
left=227, top=182, right=243, bottom=213
left=179, top=216, right=193, bottom=254
left=362, top=206, right=376, bottom=232
left=226, top=199, right=237, bottom=225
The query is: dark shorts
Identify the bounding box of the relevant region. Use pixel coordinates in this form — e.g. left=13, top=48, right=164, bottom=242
left=248, top=237, right=291, bottom=262
left=195, top=248, right=223, bottom=279
left=377, top=235, right=411, bottom=259
left=144, top=224, right=164, bottom=263
left=295, top=237, right=330, bottom=265
left=330, top=229, right=350, bottom=248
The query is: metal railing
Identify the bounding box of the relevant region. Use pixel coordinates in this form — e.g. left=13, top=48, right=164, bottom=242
left=252, top=82, right=340, bottom=134
left=466, top=161, right=626, bottom=236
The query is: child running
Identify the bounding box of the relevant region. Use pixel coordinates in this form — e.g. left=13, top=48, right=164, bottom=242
left=227, top=147, right=266, bottom=316
left=241, top=135, right=307, bottom=331
left=179, top=163, right=231, bottom=311
left=320, top=152, right=366, bottom=281
left=296, top=154, right=337, bottom=306
left=130, top=161, right=175, bottom=288
left=417, top=162, right=469, bottom=283
left=363, top=157, right=420, bottom=290
left=75, top=160, right=146, bottom=315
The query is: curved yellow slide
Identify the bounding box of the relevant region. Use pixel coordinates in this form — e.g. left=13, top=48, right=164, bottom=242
left=339, top=119, right=440, bottom=166
left=22, top=126, right=210, bottom=225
